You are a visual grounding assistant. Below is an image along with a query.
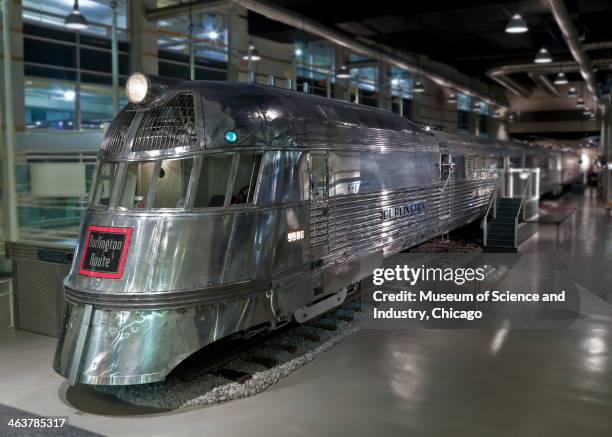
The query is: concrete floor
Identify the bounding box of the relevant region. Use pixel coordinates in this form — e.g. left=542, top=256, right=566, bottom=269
left=523, top=191, right=612, bottom=255
left=1, top=192, right=612, bottom=436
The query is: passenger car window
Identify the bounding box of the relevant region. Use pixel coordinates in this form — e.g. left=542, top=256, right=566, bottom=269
left=231, top=154, right=262, bottom=205
left=118, top=161, right=156, bottom=209
left=193, top=155, right=233, bottom=208
left=92, top=162, right=117, bottom=207
left=151, top=158, right=194, bottom=209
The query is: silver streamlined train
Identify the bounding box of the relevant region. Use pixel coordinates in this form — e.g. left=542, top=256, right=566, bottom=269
left=54, top=74, right=579, bottom=385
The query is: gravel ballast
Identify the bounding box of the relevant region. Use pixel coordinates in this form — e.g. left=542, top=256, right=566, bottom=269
left=95, top=304, right=370, bottom=409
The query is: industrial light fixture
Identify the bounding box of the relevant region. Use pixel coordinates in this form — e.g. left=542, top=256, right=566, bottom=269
left=534, top=47, right=552, bottom=64
left=567, top=86, right=578, bottom=97
left=447, top=93, right=457, bottom=104
left=126, top=72, right=150, bottom=104
left=336, top=65, right=351, bottom=79
left=576, top=98, right=585, bottom=108
left=294, top=48, right=303, bottom=57
left=242, top=41, right=261, bottom=62
left=553, top=72, right=568, bottom=85
left=413, top=79, right=425, bottom=93
left=207, top=29, right=219, bottom=40
left=390, top=77, right=400, bottom=86
left=64, top=0, right=88, bottom=30
left=505, top=14, right=528, bottom=34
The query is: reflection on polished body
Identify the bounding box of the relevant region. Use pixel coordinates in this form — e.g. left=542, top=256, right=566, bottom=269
left=54, top=74, right=580, bottom=386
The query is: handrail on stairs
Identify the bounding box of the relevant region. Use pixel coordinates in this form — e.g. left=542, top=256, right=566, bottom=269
left=482, top=177, right=501, bottom=247
left=514, top=182, right=530, bottom=247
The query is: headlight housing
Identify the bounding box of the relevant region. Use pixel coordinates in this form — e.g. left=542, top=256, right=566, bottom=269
left=126, top=72, right=150, bottom=104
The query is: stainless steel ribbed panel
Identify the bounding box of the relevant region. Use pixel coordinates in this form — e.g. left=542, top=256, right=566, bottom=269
left=12, top=262, right=69, bottom=338
left=101, top=108, right=137, bottom=155
left=132, top=92, right=197, bottom=152
left=6, top=242, right=73, bottom=337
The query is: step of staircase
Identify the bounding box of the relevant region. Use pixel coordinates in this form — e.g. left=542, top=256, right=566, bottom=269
left=484, top=245, right=518, bottom=253
left=485, top=197, right=522, bottom=252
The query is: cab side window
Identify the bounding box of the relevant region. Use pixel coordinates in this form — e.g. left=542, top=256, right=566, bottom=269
left=193, top=155, right=233, bottom=208
left=151, top=158, right=194, bottom=209
left=311, top=154, right=327, bottom=199
left=231, top=154, right=262, bottom=205
left=118, top=161, right=156, bottom=209
left=92, top=162, right=118, bottom=208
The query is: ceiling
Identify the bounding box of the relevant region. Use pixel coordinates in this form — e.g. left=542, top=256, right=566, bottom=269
left=248, top=0, right=612, bottom=89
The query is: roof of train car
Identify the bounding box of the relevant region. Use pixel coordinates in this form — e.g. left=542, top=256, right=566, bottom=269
left=101, top=80, right=577, bottom=159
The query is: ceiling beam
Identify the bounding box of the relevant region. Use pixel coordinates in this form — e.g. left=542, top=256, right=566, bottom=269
left=488, top=74, right=531, bottom=98
left=487, top=58, right=612, bottom=76
left=547, top=0, right=599, bottom=104
left=528, top=73, right=560, bottom=96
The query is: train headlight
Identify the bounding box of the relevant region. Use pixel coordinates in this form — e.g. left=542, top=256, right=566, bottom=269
left=126, top=73, right=150, bottom=104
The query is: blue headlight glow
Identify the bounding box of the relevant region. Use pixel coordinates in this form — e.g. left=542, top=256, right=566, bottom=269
left=225, top=130, right=237, bottom=143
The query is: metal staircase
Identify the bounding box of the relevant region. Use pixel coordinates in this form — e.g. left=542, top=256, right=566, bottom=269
left=484, top=197, right=523, bottom=253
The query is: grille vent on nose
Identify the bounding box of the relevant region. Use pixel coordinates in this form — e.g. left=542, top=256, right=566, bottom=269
left=101, top=109, right=137, bottom=154
left=132, top=92, right=197, bottom=152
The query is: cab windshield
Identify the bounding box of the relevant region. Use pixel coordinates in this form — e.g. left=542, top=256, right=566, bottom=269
left=90, top=152, right=263, bottom=210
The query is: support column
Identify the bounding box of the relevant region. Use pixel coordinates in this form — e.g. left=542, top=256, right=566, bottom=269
left=75, top=33, right=81, bottom=130
left=332, top=46, right=349, bottom=101
left=111, top=1, right=119, bottom=114
left=1, top=0, right=23, bottom=249
left=600, top=95, right=612, bottom=202
left=129, top=0, right=158, bottom=75
left=227, top=5, right=247, bottom=82
left=0, top=0, right=24, bottom=133
left=470, top=105, right=480, bottom=136
left=378, top=62, right=391, bottom=110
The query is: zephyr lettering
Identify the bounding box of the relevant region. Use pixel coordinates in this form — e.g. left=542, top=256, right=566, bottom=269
left=381, top=201, right=426, bottom=220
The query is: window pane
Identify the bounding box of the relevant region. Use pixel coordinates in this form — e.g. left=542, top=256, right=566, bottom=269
left=92, top=162, right=117, bottom=207
left=193, top=155, right=233, bottom=208
left=232, top=154, right=262, bottom=204
left=311, top=155, right=327, bottom=198
left=118, top=162, right=156, bottom=209
left=81, top=83, right=116, bottom=129
left=152, top=158, right=194, bottom=209
left=25, top=78, right=76, bottom=130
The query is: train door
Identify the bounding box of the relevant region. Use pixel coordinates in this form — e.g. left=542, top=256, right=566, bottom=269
left=309, top=152, right=329, bottom=261
left=438, top=148, right=455, bottom=226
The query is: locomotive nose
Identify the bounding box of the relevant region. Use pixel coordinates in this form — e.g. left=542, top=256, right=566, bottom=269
left=54, top=209, right=279, bottom=385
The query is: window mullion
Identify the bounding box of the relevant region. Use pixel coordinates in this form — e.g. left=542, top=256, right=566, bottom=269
left=145, top=160, right=162, bottom=210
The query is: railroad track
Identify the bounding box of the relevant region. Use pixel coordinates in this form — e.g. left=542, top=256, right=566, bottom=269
left=173, top=290, right=364, bottom=385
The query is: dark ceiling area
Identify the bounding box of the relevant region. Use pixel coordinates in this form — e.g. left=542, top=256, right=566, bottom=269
left=248, top=0, right=612, bottom=87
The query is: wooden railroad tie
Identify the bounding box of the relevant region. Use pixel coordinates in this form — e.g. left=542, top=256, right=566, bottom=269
left=332, top=314, right=354, bottom=322
left=310, top=321, right=338, bottom=331
left=295, top=332, right=321, bottom=342
left=269, top=343, right=298, bottom=354
left=245, top=356, right=279, bottom=369
left=214, top=368, right=252, bottom=384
